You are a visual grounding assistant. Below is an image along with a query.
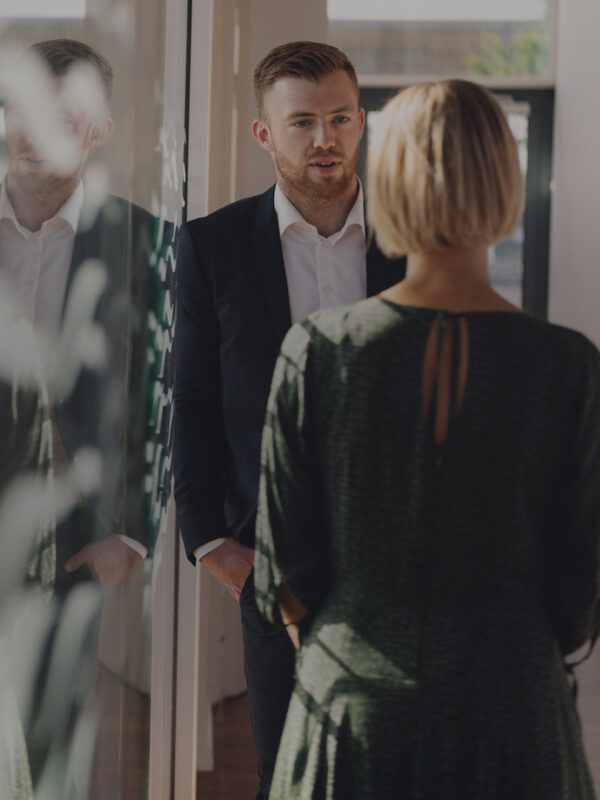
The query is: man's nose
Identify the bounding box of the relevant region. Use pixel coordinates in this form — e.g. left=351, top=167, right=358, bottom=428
left=312, top=120, right=336, bottom=150
left=6, top=110, right=32, bottom=140
left=16, top=125, right=36, bottom=151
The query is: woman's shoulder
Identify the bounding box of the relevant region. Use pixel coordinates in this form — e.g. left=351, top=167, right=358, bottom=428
left=282, top=301, right=600, bottom=377
left=523, top=315, right=600, bottom=363
left=478, top=314, right=600, bottom=396
left=299, top=297, right=404, bottom=347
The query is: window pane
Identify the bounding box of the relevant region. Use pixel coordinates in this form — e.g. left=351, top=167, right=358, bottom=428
left=329, top=0, right=555, bottom=81
left=489, top=104, right=530, bottom=307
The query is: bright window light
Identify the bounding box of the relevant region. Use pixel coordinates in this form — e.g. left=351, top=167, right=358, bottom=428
left=0, top=0, right=85, bottom=18
left=328, top=0, right=546, bottom=22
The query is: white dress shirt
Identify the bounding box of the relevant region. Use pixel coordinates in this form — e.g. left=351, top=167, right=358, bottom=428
left=194, top=182, right=368, bottom=562
left=0, top=182, right=146, bottom=559
left=0, top=181, right=82, bottom=337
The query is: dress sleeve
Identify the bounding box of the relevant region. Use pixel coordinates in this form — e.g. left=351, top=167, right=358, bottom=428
left=254, top=322, right=329, bottom=625
left=544, top=339, right=600, bottom=656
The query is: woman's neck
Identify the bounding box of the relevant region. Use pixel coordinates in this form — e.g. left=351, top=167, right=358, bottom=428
left=380, top=247, right=521, bottom=313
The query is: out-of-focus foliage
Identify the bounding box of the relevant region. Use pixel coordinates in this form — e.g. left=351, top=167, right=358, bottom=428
left=467, top=2, right=551, bottom=77
left=466, top=26, right=548, bottom=76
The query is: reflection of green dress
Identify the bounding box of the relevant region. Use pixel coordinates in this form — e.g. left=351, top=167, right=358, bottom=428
left=255, top=299, right=600, bottom=800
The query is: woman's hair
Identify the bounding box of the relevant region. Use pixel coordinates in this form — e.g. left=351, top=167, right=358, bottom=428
left=367, top=79, right=524, bottom=256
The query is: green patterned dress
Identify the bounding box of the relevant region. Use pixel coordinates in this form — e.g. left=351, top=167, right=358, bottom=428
left=255, top=298, right=600, bottom=800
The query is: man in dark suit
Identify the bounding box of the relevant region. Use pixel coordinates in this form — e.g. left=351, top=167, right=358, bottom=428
left=174, top=41, right=406, bottom=799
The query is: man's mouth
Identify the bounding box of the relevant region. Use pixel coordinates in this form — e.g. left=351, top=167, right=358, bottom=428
left=310, top=159, right=341, bottom=171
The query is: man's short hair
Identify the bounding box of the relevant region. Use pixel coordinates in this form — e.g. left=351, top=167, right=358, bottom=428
left=367, top=79, right=524, bottom=255
left=29, top=39, right=113, bottom=103
left=254, top=41, right=358, bottom=119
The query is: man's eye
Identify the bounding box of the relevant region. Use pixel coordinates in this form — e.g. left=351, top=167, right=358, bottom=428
left=333, top=116, right=349, bottom=124
left=293, top=120, right=310, bottom=128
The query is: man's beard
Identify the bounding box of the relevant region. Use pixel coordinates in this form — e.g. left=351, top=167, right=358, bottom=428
left=8, top=157, right=80, bottom=200
left=272, top=144, right=359, bottom=203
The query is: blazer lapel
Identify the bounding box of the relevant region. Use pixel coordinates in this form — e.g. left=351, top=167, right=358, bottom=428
left=254, top=185, right=291, bottom=343
left=62, top=210, right=104, bottom=321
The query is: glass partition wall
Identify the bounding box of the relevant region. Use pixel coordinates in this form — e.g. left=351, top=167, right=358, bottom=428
left=0, top=1, right=186, bottom=797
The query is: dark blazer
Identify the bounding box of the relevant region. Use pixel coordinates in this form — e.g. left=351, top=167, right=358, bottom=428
left=54, top=196, right=155, bottom=547
left=174, top=184, right=406, bottom=562
left=56, top=198, right=149, bottom=451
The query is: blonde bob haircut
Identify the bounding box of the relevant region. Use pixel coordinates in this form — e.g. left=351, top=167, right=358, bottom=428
left=367, top=79, right=524, bottom=256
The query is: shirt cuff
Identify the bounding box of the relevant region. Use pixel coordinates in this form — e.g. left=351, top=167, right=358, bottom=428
left=118, top=534, right=148, bottom=559
left=194, top=537, right=228, bottom=562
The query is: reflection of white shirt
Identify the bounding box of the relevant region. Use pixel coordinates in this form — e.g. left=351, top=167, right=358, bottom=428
left=0, top=181, right=146, bottom=559
left=194, top=182, right=368, bottom=563
left=0, top=181, right=82, bottom=337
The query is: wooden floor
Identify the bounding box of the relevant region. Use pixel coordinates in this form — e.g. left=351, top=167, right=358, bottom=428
left=89, top=665, right=150, bottom=800
left=197, top=694, right=259, bottom=800
left=196, top=646, right=600, bottom=799
left=578, top=642, right=600, bottom=791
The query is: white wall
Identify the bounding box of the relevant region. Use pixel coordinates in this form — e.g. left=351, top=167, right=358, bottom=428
left=242, top=0, right=329, bottom=197
left=548, top=0, right=600, bottom=345
left=188, top=0, right=328, bottom=217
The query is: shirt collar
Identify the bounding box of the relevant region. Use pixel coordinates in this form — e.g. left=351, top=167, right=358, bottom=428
left=0, top=180, right=84, bottom=236
left=274, top=180, right=365, bottom=241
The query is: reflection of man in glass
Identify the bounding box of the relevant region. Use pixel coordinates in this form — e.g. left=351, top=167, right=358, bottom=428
left=0, top=38, right=158, bottom=795
left=0, top=39, right=151, bottom=596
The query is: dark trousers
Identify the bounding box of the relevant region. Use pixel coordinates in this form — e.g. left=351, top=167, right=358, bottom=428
left=239, top=570, right=296, bottom=800
left=26, top=507, right=100, bottom=786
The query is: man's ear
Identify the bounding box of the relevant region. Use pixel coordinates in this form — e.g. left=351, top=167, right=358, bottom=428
left=88, top=117, right=113, bottom=150
left=251, top=118, right=273, bottom=152
left=358, top=107, right=366, bottom=139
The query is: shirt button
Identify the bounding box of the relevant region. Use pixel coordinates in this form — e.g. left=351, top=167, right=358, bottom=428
left=25, top=279, right=34, bottom=288
left=322, top=284, right=332, bottom=294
